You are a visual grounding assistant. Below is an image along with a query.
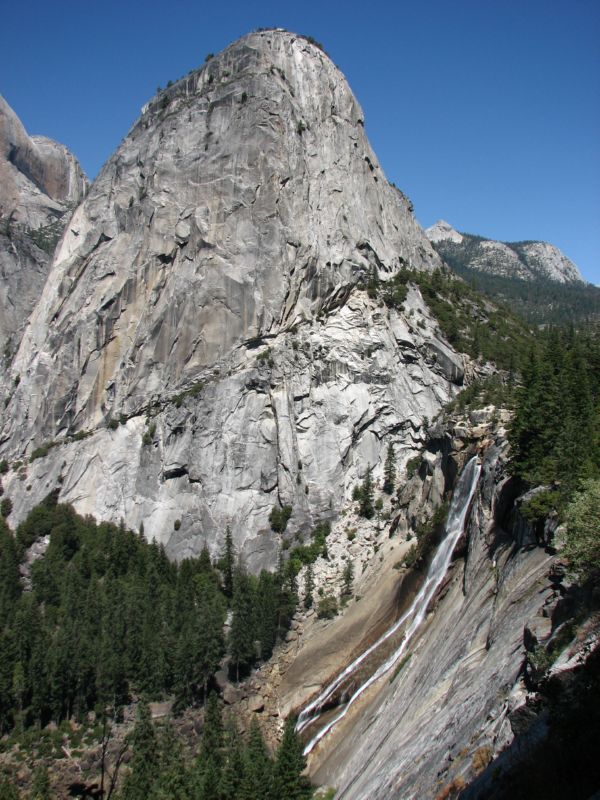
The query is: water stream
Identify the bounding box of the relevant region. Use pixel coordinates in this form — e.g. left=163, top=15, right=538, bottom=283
left=297, top=456, right=481, bottom=755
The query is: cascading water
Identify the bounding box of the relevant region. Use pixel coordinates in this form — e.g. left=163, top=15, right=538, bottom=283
left=297, top=456, right=481, bottom=756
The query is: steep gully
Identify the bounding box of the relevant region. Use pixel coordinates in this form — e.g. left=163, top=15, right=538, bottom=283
left=296, top=456, right=481, bottom=755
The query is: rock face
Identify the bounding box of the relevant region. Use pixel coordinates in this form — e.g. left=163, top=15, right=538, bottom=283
left=0, top=95, right=87, bottom=358
left=0, top=30, right=459, bottom=569
left=298, top=416, right=558, bottom=799
left=426, top=219, right=584, bottom=284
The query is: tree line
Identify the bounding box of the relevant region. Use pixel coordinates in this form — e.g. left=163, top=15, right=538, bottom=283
left=116, top=694, right=311, bottom=800
left=508, top=326, right=600, bottom=578
left=0, top=496, right=298, bottom=736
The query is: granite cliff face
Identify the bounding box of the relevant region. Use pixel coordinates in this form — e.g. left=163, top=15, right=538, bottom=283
left=0, top=95, right=87, bottom=359
left=1, top=30, right=460, bottom=568
left=426, top=219, right=584, bottom=285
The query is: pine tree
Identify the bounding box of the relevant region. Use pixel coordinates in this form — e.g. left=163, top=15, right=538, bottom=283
left=366, top=265, right=380, bottom=299
left=0, top=519, right=21, bottom=622
left=152, top=723, right=191, bottom=800
left=340, top=560, right=354, bottom=606
left=273, top=716, right=311, bottom=799
left=303, top=563, right=314, bottom=610
left=228, top=565, right=256, bottom=681
left=30, top=765, right=51, bottom=800
left=255, top=571, right=279, bottom=661
left=383, top=442, right=396, bottom=495
left=201, top=691, right=223, bottom=761
left=196, top=575, right=226, bottom=697
left=358, top=468, right=374, bottom=519
left=121, top=700, right=158, bottom=800
left=241, top=718, right=272, bottom=800
left=199, top=755, right=220, bottom=800
left=276, top=557, right=298, bottom=642
left=218, top=718, right=245, bottom=800
left=220, top=526, right=235, bottom=599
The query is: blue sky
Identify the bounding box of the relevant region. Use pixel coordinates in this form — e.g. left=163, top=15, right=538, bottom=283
left=2, top=0, right=598, bottom=282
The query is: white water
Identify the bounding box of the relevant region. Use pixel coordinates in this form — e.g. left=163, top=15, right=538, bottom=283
left=297, top=456, right=481, bottom=755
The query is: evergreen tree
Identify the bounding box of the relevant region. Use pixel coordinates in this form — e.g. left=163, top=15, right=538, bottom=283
left=0, top=519, right=21, bottom=622
left=199, top=755, right=220, bottom=800
left=241, top=718, right=272, bottom=800
left=255, top=571, right=279, bottom=661
left=30, top=765, right=52, bottom=800
left=151, top=724, right=190, bottom=800
left=366, top=265, right=380, bottom=299
left=303, top=563, right=314, bottom=610
left=273, top=717, right=311, bottom=800
left=121, top=700, right=158, bottom=800
left=218, top=718, right=245, bottom=800
left=228, top=565, right=256, bottom=681
left=383, top=443, right=396, bottom=495
left=276, top=557, right=298, bottom=642
left=195, top=576, right=226, bottom=698
left=340, top=560, right=354, bottom=606
left=220, top=527, right=235, bottom=599
left=358, top=468, right=374, bottom=519
left=201, top=691, right=223, bottom=761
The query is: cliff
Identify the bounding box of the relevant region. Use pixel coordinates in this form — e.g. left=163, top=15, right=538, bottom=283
left=0, top=95, right=87, bottom=360
left=0, top=30, right=459, bottom=570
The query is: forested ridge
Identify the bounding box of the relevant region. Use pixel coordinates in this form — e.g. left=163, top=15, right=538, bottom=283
left=432, top=234, right=600, bottom=325
left=509, top=327, right=600, bottom=502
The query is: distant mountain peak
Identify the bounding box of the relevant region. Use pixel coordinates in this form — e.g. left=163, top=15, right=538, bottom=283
left=426, top=223, right=584, bottom=286
left=425, top=222, right=597, bottom=324
left=425, top=219, right=463, bottom=244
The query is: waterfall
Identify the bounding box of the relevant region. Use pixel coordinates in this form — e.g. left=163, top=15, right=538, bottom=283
left=297, top=456, right=481, bottom=755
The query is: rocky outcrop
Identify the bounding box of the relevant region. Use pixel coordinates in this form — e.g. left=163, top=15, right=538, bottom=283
left=0, top=30, right=457, bottom=569
left=0, top=95, right=87, bottom=359
left=272, top=409, right=560, bottom=799
left=426, top=220, right=584, bottom=285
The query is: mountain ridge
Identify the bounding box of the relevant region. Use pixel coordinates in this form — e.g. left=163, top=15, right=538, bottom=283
left=426, top=218, right=584, bottom=285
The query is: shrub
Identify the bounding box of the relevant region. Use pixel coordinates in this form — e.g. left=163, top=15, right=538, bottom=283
left=471, top=745, right=493, bottom=773
left=142, top=423, right=156, bottom=446
left=107, top=418, right=119, bottom=431
left=71, top=430, right=91, bottom=442
left=269, top=505, right=292, bottom=533
left=317, top=593, right=338, bottom=620
left=1, top=497, right=13, bottom=518
left=0, top=459, right=8, bottom=474
left=406, top=455, right=421, bottom=479
left=174, top=519, right=181, bottom=531
left=30, top=441, right=56, bottom=462
left=521, top=489, right=557, bottom=524
left=285, top=521, right=331, bottom=576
